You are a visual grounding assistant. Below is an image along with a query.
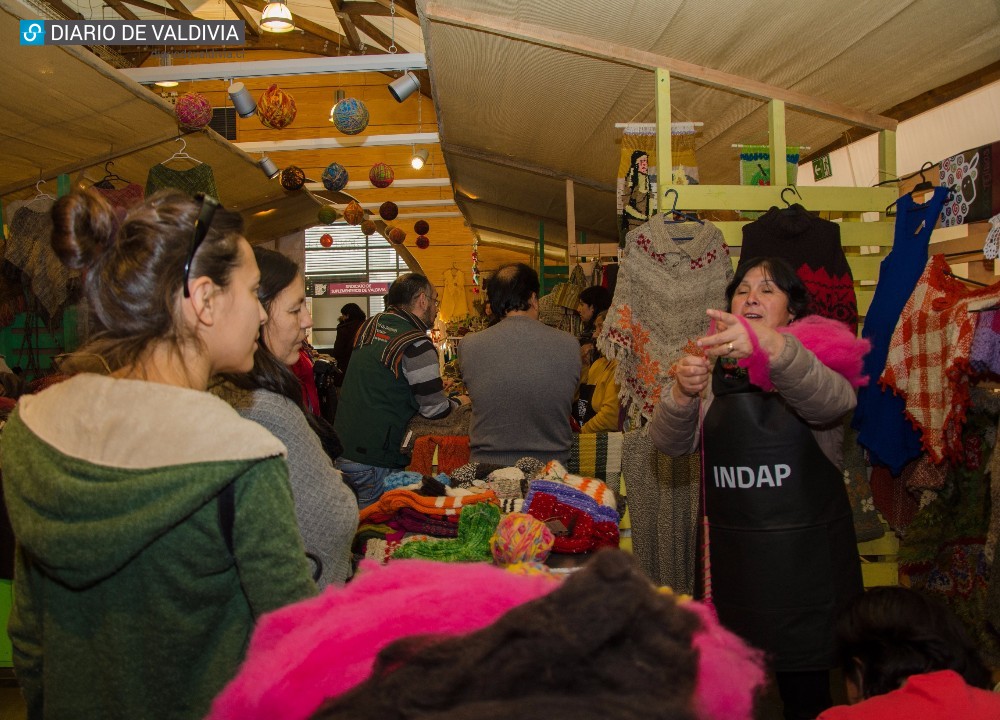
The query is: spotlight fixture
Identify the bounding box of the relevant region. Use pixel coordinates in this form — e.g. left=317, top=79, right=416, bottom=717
left=258, top=156, right=280, bottom=179
left=228, top=81, right=257, bottom=118
left=328, top=89, right=345, bottom=123
left=410, top=148, right=429, bottom=170
left=388, top=71, right=420, bottom=102
left=260, top=0, right=294, bottom=33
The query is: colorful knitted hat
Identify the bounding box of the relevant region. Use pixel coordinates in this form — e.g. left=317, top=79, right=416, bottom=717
left=257, top=83, right=297, bottom=129
left=540, top=460, right=617, bottom=510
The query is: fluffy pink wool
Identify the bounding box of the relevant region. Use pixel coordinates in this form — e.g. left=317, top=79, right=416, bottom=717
left=738, top=314, right=871, bottom=391
left=206, top=560, right=560, bottom=720
left=686, top=601, right=767, bottom=720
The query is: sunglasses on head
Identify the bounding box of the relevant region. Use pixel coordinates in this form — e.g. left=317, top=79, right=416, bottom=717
left=182, top=192, right=220, bottom=298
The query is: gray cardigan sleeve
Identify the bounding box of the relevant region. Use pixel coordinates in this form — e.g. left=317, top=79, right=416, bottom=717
left=649, top=384, right=705, bottom=457
left=241, top=390, right=359, bottom=587
left=769, top=335, right=856, bottom=427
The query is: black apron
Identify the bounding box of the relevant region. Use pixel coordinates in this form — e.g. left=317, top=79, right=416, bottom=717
left=702, top=361, right=862, bottom=671
left=573, top=383, right=597, bottom=426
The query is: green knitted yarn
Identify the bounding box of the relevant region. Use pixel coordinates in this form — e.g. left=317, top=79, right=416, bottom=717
left=392, top=502, right=501, bottom=562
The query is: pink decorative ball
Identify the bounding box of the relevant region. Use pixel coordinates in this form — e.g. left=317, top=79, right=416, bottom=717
left=415, top=235, right=430, bottom=249
left=369, top=162, right=394, bottom=188
left=175, top=92, right=213, bottom=130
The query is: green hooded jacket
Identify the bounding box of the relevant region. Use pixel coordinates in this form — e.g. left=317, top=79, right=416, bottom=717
left=0, top=374, right=317, bottom=719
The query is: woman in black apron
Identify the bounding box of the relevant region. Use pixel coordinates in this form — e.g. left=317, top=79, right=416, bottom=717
left=650, top=257, right=863, bottom=720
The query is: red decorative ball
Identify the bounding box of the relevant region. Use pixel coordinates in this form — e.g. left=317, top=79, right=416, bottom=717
left=415, top=235, right=430, bottom=249
left=360, top=219, right=377, bottom=236
left=379, top=201, right=398, bottom=221
left=387, top=226, right=407, bottom=244
left=320, top=233, right=334, bottom=248
left=369, top=162, right=394, bottom=188
left=413, top=219, right=430, bottom=235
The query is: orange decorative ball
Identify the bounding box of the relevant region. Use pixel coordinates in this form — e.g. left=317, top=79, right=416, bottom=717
left=343, top=200, right=365, bottom=225
left=387, top=226, right=407, bottom=244
left=360, top=219, right=377, bottom=236
left=320, top=233, right=334, bottom=248
left=257, top=84, right=297, bottom=129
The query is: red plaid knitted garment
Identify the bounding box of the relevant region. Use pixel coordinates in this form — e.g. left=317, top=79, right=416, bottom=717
left=880, top=255, right=1000, bottom=464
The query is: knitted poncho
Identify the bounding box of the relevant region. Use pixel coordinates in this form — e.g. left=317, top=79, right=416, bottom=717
left=599, top=218, right=732, bottom=421
left=741, top=205, right=857, bottom=333
left=5, top=205, right=71, bottom=318
left=881, top=254, right=1000, bottom=464
left=146, top=162, right=219, bottom=200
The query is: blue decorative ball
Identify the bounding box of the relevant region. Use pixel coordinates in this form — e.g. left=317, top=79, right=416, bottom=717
left=322, top=162, right=349, bottom=192
left=332, top=98, right=370, bottom=136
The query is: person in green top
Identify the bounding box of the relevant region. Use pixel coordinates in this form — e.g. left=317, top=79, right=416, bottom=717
left=0, top=189, right=317, bottom=720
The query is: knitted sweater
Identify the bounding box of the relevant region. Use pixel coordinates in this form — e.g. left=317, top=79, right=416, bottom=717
left=218, top=386, right=359, bottom=587
left=817, top=670, right=1000, bottom=719
left=577, top=356, right=621, bottom=434
left=460, top=315, right=581, bottom=466
left=1, top=374, right=317, bottom=720
left=741, top=205, right=858, bottom=333
left=600, top=218, right=732, bottom=421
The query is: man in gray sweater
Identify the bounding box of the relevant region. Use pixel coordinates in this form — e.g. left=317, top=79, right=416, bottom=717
left=459, top=263, right=581, bottom=466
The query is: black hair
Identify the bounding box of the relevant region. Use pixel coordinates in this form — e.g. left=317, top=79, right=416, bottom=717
left=486, top=263, right=539, bottom=319
left=578, top=286, right=612, bottom=315
left=385, top=273, right=432, bottom=309
left=835, top=586, right=992, bottom=700
left=340, top=303, right=366, bottom=323
left=624, top=149, right=649, bottom=187
left=725, top=256, right=811, bottom=321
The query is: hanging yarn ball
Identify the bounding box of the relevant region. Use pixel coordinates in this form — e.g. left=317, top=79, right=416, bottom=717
left=369, top=162, right=395, bottom=189
left=280, top=165, right=306, bottom=191
left=413, top=219, right=430, bottom=235
left=379, top=201, right=398, bottom=221
left=415, top=235, right=430, bottom=249
left=387, top=226, right=407, bottom=244
left=321, top=162, right=349, bottom=192
left=331, top=97, right=370, bottom=136
left=360, top=219, right=377, bottom=236
left=491, top=512, right=555, bottom=566
left=320, top=233, right=334, bottom=248
left=317, top=205, right=338, bottom=224
left=343, top=200, right=365, bottom=225
left=174, top=92, right=213, bottom=130
left=257, top=84, right=297, bottom=129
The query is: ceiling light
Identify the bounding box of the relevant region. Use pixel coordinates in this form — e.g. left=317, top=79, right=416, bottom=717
left=228, top=81, right=257, bottom=118
left=329, top=89, right=345, bottom=122
left=410, top=148, right=429, bottom=170
left=155, top=80, right=179, bottom=88
left=258, top=156, right=280, bottom=179
left=260, top=0, right=294, bottom=33
left=388, top=71, right=420, bottom=102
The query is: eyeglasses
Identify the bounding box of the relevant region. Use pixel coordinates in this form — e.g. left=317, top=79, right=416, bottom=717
left=182, top=193, right=220, bottom=298
left=422, top=291, right=440, bottom=306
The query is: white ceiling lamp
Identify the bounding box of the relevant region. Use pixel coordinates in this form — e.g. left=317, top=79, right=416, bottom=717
left=411, top=148, right=429, bottom=170
left=260, top=0, right=294, bottom=33
left=388, top=71, right=420, bottom=102
left=228, top=81, right=257, bottom=118
left=155, top=80, right=178, bottom=88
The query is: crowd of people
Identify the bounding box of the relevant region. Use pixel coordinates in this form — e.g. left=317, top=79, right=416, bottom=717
left=0, top=189, right=996, bottom=719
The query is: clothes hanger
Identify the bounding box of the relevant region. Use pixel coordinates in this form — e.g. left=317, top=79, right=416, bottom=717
left=885, top=161, right=937, bottom=216
left=779, top=186, right=803, bottom=209
left=26, top=180, right=56, bottom=208
left=662, top=188, right=704, bottom=225
left=943, top=269, right=989, bottom=288
left=162, top=136, right=202, bottom=166
left=93, top=161, right=130, bottom=190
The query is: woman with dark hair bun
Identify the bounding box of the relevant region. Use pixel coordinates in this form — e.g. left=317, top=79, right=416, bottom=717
left=332, top=301, right=366, bottom=386
left=2, top=189, right=316, bottom=719
left=652, top=256, right=869, bottom=720
left=819, top=586, right=1000, bottom=718
left=219, top=246, right=359, bottom=587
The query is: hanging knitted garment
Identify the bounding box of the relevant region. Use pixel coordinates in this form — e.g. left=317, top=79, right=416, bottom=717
left=567, top=431, right=624, bottom=484
left=5, top=206, right=71, bottom=318
left=600, top=218, right=731, bottom=423
left=881, top=254, right=1000, bottom=464
left=969, top=309, right=1000, bottom=375
left=95, top=183, right=144, bottom=219
left=438, top=267, right=468, bottom=322
left=853, top=187, right=949, bottom=475
left=740, top=205, right=857, bottom=332
left=146, top=163, right=219, bottom=200
left=406, top=435, right=471, bottom=476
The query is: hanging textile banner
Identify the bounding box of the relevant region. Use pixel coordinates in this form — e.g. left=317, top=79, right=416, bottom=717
left=738, top=145, right=801, bottom=219
left=617, top=123, right=700, bottom=244
left=939, top=142, right=1000, bottom=228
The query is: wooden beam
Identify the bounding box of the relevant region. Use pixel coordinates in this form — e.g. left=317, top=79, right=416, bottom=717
left=768, top=99, right=787, bottom=188
left=372, top=0, right=417, bottom=24
left=457, top=194, right=618, bottom=244
left=225, top=0, right=259, bottom=37
left=655, top=68, right=671, bottom=213
left=802, top=59, right=1000, bottom=164
left=120, top=0, right=190, bottom=19
left=350, top=12, right=406, bottom=51
left=444, top=143, right=614, bottom=194
left=41, top=0, right=84, bottom=19
left=105, top=0, right=140, bottom=20
left=422, top=2, right=897, bottom=131
left=340, top=1, right=390, bottom=15
left=333, top=0, right=364, bottom=51
left=162, top=0, right=189, bottom=13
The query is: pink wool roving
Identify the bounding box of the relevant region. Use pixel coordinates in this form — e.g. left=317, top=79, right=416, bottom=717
left=205, top=559, right=559, bottom=720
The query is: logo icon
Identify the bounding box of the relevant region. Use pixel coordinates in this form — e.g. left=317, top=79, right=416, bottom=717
left=20, top=20, right=45, bottom=45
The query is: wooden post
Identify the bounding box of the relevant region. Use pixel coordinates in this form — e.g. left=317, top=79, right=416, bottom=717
left=538, top=220, right=546, bottom=295
left=656, top=68, right=672, bottom=214
left=566, top=178, right=576, bottom=263
left=768, top=99, right=787, bottom=188
left=878, top=129, right=897, bottom=187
